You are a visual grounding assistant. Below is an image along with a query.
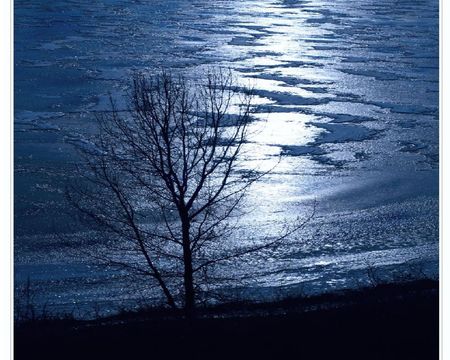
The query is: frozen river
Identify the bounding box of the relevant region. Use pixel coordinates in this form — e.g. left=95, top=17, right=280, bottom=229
left=14, top=0, right=439, bottom=317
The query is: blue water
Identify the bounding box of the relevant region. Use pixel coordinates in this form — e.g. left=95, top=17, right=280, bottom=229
left=14, top=0, right=439, bottom=318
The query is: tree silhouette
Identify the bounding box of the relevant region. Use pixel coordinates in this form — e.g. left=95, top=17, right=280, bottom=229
left=67, top=70, right=309, bottom=319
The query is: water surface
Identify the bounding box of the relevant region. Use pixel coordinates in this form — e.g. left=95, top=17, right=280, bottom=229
left=15, top=0, right=439, bottom=317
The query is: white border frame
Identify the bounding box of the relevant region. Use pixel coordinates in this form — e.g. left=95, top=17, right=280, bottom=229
left=1, top=1, right=12, bottom=360
left=2, top=0, right=447, bottom=359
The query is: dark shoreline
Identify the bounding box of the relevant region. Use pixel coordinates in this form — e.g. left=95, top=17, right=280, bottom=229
left=15, top=279, right=439, bottom=360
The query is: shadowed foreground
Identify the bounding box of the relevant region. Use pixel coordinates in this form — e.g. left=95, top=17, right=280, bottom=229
left=15, top=280, right=438, bottom=360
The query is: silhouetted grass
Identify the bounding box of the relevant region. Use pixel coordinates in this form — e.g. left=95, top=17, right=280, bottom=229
left=15, top=279, right=438, bottom=360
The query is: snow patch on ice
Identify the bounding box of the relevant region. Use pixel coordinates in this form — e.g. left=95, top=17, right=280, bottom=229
left=398, top=141, right=427, bottom=153
left=281, top=145, right=326, bottom=156
left=252, top=89, right=332, bottom=106
left=339, top=68, right=408, bottom=81
left=372, top=102, right=438, bottom=116
left=244, top=72, right=331, bottom=86
left=228, top=35, right=263, bottom=47
left=15, top=111, right=65, bottom=123
left=15, top=111, right=64, bottom=131
left=314, top=113, right=375, bottom=124
left=64, top=134, right=104, bottom=155
left=311, top=122, right=380, bottom=144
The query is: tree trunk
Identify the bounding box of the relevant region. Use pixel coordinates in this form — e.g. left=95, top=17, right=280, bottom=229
left=181, top=214, right=195, bottom=320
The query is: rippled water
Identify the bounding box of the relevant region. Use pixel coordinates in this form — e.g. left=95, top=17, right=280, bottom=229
left=14, top=0, right=439, bottom=317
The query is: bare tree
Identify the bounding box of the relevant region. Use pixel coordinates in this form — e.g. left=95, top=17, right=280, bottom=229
left=67, top=70, right=309, bottom=319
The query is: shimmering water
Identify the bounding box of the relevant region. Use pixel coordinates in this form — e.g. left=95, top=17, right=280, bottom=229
left=15, top=0, right=439, bottom=317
